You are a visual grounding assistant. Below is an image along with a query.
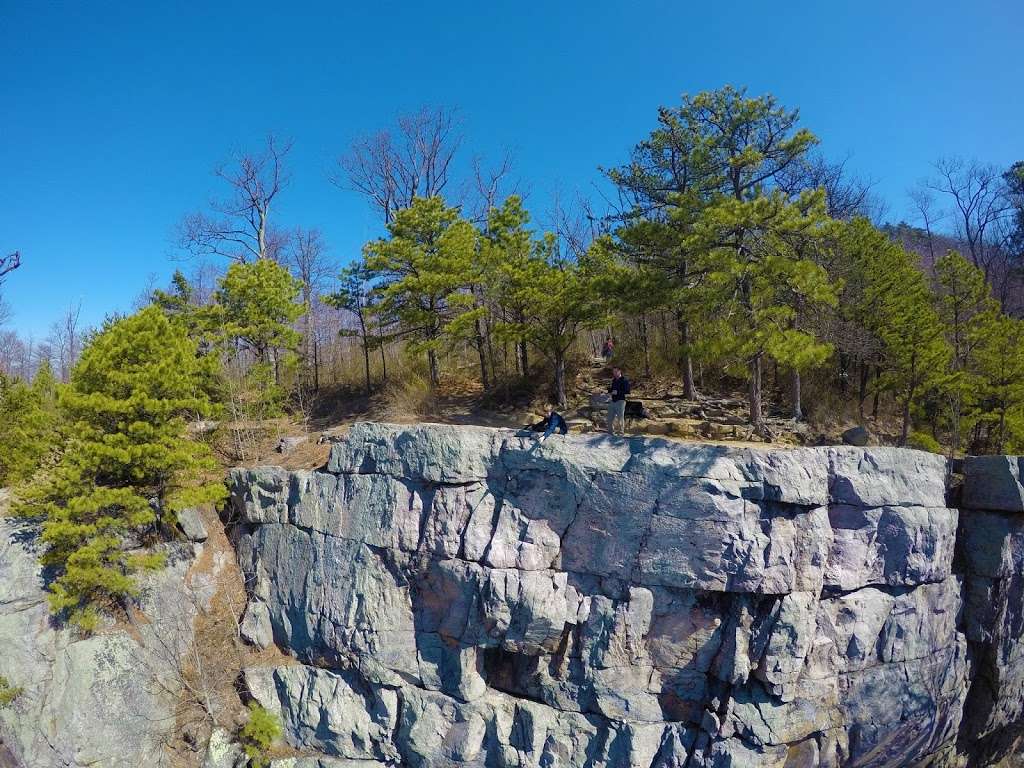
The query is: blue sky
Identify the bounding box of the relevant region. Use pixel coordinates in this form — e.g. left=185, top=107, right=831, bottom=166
left=2, top=0, right=1022, bottom=337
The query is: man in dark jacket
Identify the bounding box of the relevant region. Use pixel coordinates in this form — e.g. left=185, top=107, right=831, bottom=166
left=607, top=367, right=630, bottom=435
left=531, top=405, right=568, bottom=443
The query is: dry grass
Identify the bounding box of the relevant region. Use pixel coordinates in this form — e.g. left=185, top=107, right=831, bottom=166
left=152, top=506, right=295, bottom=767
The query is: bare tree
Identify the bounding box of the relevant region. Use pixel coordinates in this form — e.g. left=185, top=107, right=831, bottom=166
left=49, top=302, right=83, bottom=382
left=927, top=157, right=1013, bottom=278
left=0, top=251, right=20, bottom=284
left=548, top=186, right=606, bottom=259
left=908, top=187, right=944, bottom=266
left=777, top=155, right=878, bottom=221
left=334, top=106, right=463, bottom=223
left=467, top=150, right=522, bottom=223
left=283, top=228, right=335, bottom=390
left=179, top=136, right=292, bottom=262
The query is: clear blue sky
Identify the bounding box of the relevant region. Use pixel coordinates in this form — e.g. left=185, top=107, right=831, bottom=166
left=2, top=0, right=1021, bottom=337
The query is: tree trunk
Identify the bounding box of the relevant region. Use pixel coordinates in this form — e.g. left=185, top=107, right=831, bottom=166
left=313, top=335, right=320, bottom=392
left=792, top=369, right=802, bottom=421
left=678, top=316, right=697, bottom=400
left=427, top=348, right=440, bottom=387
left=899, top=391, right=913, bottom=447
left=749, top=355, right=764, bottom=431
left=518, top=341, right=529, bottom=378
left=872, top=366, right=881, bottom=420
left=379, top=338, right=388, bottom=383
left=949, top=396, right=962, bottom=463
left=858, top=361, right=869, bottom=422
left=554, top=354, right=567, bottom=408
left=302, top=285, right=313, bottom=385
left=474, top=317, right=490, bottom=392
left=358, top=315, right=372, bottom=396
left=484, top=314, right=497, bottom=389
left=361, top=339, right=371, bottom=396
left=639, top=314, right=651, bottom=378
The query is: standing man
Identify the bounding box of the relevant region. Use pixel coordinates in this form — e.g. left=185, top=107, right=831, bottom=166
left=607, top=367, right=630, bottom=436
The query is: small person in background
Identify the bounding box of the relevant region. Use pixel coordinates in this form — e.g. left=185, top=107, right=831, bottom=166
left=601, top=336, right=614, bottom=361
left=532, top=405, right=568, bottom=443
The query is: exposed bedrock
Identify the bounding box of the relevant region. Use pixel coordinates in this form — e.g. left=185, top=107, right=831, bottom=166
left=0, top=512, right=202, bottom=768
left=228, top=424, right=1024, bottom=767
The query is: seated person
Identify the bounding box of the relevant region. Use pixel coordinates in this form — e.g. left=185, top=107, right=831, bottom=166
left=530, top=405, right=569, bottom=443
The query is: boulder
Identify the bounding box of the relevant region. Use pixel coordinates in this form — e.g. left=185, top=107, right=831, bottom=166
left=176, top=505, right=209, bottom=542
left=277, top=435, right=309, bottom=453
left=203, top=727, right=245, bottom=768
left=841, top=425, right=871, bottom=446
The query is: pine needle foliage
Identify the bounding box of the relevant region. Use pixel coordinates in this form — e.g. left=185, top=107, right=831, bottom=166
left=14, top=306, right=226, bottom=630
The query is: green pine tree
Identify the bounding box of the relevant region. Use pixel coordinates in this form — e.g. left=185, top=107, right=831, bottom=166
left=974, top=315, right=1024, bottom=454
left=323, top=263, right=379, bottom=396
left=0, top=361, right=60, bottom=487
left=14, top=306, right=225, bottom=630
left=363, top=196, right=478, bottom=387
left=933, top=251, right=999, bottom=455
left=493, top=233, right=606, bottom=407
left=845, top=229, right=951, bottom=446
left=213, top=259, right=304, bottom=364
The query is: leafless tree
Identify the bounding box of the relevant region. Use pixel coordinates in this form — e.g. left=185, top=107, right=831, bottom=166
left=283, top=227, right=336, bottom=390
left=179, top=135, right=292, bottom=262
left=48, top=302, right=83, bottom=382
left=908, top=187, right=944, bottom=265
left=547, top=186, right=606, bottom=259
left=467, top=150, right=522, bottom=223
left=927, top=157, right=1013, bottom=278
left=333, top=106, right=463, bottom=223
left=0, top=297, right=11, bottom=328
left=777, top=155, right=879, bottom=221
left=0, top=251, right=20, bottom=285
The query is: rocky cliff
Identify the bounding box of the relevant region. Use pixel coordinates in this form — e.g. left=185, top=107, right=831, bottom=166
left=2, top=427, right=1022, bottom=767
left=226, top=424, right=1024, bottom=767
left=0, top=495, right=208, bottom=768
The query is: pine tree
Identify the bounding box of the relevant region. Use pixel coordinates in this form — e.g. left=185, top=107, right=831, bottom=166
left=692, top=190, right=837, bottom=433
left=213, top=259, right=304, bottom=364
left=363, top=196, right=478, bottom=387
left=588, top=232, right=675, bottom=378
left=493, top=234, right=606, bottom=407
left=15, top=306, right=225, bottom=630
left=851, top=237, right=951, bottom=446
left=974, top=316, right=1024, bottom=454
left=933, top=251, right=999, bottom=455
left=324, top=263, right=377, bottom=396
left=480, top=196, right=538, bottom=378
left=0, top=361, right=59, bottom=487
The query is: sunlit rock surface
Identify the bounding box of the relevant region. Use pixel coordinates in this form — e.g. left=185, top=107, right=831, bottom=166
left=228, top=424, right=1024, bottom=767
left=0, top=510, right=199, bottom=768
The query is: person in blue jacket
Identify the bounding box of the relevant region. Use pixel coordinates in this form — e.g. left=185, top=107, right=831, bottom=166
left=531, top=404, right=568, bottom=443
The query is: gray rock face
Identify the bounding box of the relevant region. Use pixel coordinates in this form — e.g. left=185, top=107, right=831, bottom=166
left=958, top=456, right=1024, bottom=764
left=0, top=511, right=199, bottom=768
left=228, top=425, right=1024, bottom=767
